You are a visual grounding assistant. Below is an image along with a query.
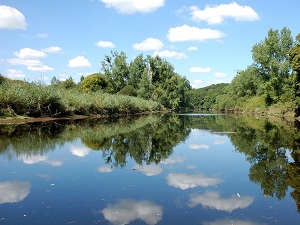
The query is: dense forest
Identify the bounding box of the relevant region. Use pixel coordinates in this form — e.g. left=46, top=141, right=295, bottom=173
left=189, top=27, right=300, bottom=117
left=0, top=27, right=299, bottom=118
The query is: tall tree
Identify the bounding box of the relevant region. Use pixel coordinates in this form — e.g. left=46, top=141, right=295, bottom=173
left=101, top=51, right=129, bottom=93
left=252, top=27, right=293, bottom=104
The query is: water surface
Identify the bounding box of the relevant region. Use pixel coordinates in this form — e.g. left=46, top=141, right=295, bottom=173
left=0, top=114, right=299, bottom=224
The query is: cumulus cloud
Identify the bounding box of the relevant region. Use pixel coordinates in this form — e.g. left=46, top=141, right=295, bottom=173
left=14, top=48, right=47, bottom=59
left=96, top=41, right=115, bottom=48
left=68, top=56, right=91, bottom=68
left=7, top=58, right=53, bottom=72
left=42, top=46, right=62, bottom=53
left=133, top=164, right=163, bottom=176
left=214, top=139, right=225, bottom=145
left=190, top=2, right=259, bottom=24
left=0, top=181, right=31, bottom=204
left=189, top=191, right=254, bottom=212
left=101, top=199, right=163, bottom=225
left=98, top=165, right=114, bottom=173
left=0, top=5, right=27, bottom=30
left=191, top=80, right=203, bottom=88
left=190, top=67, right=211, bottom=73
left=69, top=145, right=90, bottom=157
left=100, top=0, right=165, bottom=14
left=133, top=38, right=163, bottom=51
left=187, top=46, right=198, bottom=51
left=160, top=156, right=186, bottom=165
left=6, top=69, right=25, bottom=80
left=37, top=33, right=48, bottom=38
left=167, top=173, right=222, bottom=190
left=189, top=144, right=210, bottom=150
left=19, top=154, right=48, bottom=164
left=167, top=25, right=225, bottom=42
left=215, top=72, right=227, bottom=77
left=153, top=50, right=187, bottom=59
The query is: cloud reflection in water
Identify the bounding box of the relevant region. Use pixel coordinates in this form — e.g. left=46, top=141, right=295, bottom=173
left=189, top=191, right=254, bottom=212
left=133, top=164, right=163, bottom=176
left=101, top=199, right=163, bottom=225
left=167, top=173, right=222, bottom=190
left=0, top=181, right=31, bottom=204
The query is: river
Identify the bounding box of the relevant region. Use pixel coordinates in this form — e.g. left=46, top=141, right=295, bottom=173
left=0, top=113, right=299, bottom=225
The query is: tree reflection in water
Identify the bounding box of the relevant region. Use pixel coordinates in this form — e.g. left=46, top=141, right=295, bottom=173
left=1, top=114, right=300, bottom=212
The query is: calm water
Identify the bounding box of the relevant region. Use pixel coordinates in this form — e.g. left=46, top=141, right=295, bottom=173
left=0, top=114, right=300, bottom=225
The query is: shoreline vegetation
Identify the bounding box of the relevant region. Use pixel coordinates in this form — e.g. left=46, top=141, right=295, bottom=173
left=1, top=27, right=299, bottom=123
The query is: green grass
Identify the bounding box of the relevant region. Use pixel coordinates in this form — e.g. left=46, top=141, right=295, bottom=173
left=0, top=79, right=162, bottom=118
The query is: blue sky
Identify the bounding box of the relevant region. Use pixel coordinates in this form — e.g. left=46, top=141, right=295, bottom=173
left=0, top=0, right=299, bottom=88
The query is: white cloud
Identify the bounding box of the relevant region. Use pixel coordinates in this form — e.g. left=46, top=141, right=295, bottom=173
left=160, top=156, right=186, bottom=165
left=187, top=46, right=198, bottom=51
left=214, top=139, right=225, bottom=145
left=133, top=164, right=162, bottom=176
left=191, top=80, right=203, bottom=88
left=97, top=165, right=114, bottom=173
left=37, top=33, right=48, bottom=38
left=190, top=67, right=211, bottom=73
left=70, top=145, right=90, bottom=157
left=14, top=48, right=47, bottom=59
left=19, top=154, right=48, bottom=164
left=203, top=219, right=266, bottom=225
left=0, top=5, right=27, bottom=30
left=8, top=58, right=42, bottom=67
left=189, top=191, right=254, bottom=212
left=167, top=173, right=222, bottom=190
left=42, top=46, right=62, bottom=53
left=215, top=72, right=227, bottom=77
left=190, top=2, right=259, bottom=25
left=153, top=50, right=187, bottom=59
left=101, top=199, right=163, bottom=225
left=189, top=144, right=210, bottom=149
left=0, top=181, right=31, bottom=204
left=100, top=0, right=165, bottom=14
left=167, top=25, right=225, bottom=42
left=27, top=65, right=54, bottom=72
left=68, top=56, right=92, bottom=68
left=6, top=69, right=25, bottom=80
left=96, top=41, right=115, bottom=48
left=133, top=38, right=163, bottom=51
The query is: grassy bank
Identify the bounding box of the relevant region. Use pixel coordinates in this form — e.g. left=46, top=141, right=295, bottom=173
left=0, top=78, right=163, bottom=118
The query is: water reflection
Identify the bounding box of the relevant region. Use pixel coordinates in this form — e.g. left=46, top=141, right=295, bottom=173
left=202, top=219, right=266, bottom=225
left=167, top=173, right=223, bottom=190
left=188, top=191, right=254, bottom=212
left=1, top=114, right=300, bottom=223
left=101, top=199, right=163, bottom=225
left=0, top=181, right=31, bottom=204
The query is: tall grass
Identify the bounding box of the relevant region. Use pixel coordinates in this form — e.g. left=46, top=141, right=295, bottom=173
left=0, top=79, right=162, bottom=118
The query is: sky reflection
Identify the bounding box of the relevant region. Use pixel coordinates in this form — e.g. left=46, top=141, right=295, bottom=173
left=101, top=199, right=163, bottom=225
left=0, top=181, right=31, bottom=204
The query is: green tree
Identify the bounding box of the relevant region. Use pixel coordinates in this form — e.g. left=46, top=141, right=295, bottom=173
left=129, top=54, right=146, bottom=89
left=289, top=33, right=300, bottom=112
left=101, top=51, right=129, bottom=93
left=252, top=27, right=293, bottom=104
left=80, top=73, right=108, bottom=92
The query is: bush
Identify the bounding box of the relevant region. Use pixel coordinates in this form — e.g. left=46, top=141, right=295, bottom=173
left=118, top=85, right=137, bottom=96
left=80, top=73, right=108, bottom=92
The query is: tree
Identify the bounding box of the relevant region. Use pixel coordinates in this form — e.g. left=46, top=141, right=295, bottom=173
left=289, top=33, right=300, bottom=110
left=252, top=27, right=293, bottom=103
left=80, top=73, right=108, bottom=92
left=101, top=51, right=129, bottom=93
left=129, top=54, right=146, bottom=89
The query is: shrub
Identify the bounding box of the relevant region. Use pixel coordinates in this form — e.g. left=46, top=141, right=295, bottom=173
left=80, top=73, right=108, bottom=92
left=118, top=85, right=137, bottom=96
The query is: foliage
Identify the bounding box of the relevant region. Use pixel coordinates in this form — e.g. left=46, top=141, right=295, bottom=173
left=189, top=27, right=299, bottom=116
left=118, top=85, right=137, bottom=96
left=101, top=52, right=191, bottom=110
left=80, top=73, right=108, bottom=92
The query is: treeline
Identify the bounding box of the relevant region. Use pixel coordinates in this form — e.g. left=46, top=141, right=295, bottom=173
left=189, top=27, right=300, bottom=117
left=77, top=52, right=191, bottom=109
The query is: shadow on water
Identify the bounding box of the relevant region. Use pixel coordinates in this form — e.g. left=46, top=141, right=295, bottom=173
left=1, top=113, right=300, bottom=213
